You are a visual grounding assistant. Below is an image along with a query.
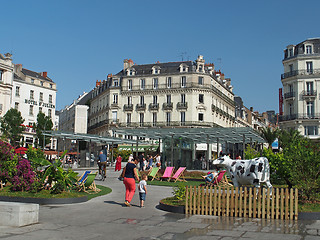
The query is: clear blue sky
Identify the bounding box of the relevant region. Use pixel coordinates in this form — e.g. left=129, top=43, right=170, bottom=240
left=1, top=0, right=319, bottom=112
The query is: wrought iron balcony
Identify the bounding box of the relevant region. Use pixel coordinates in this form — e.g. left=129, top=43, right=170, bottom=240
left=279, top=114, right=320, bottom=122
left=281, top=69, right=320, bottom=79
left=176, top=102, right=188, bottom=110
left=149, top=103, right=159, bottom=111
left=123, top=104, right=133, bottom=111
left=163, top=102, right=173, bottom=110
left=284, top=92, right=295, bottom=99
left=302, top=90, right=317, bottom=97
left=136, top=104, right=146, bottom=111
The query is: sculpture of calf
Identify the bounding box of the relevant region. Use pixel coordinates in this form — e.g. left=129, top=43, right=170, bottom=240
left=212, top=155, right=272, bottom=189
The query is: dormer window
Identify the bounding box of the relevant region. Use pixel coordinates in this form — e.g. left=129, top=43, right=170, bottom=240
left=127, top=68, right=135, bottom=76
left=114, top=79, right=119, bottom=87
left=289, top=48, right=293, bottom=57
left=179, top=64, right=188, bottom=73
left=152, top=66, right=160, bottom=74
left=306, top=45, right=312, bottom=54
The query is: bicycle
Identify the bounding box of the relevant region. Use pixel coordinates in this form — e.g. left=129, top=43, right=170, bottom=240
left=98, top=162, right=106, bottom=181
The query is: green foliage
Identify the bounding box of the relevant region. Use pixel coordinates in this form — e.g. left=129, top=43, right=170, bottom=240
left=26, top=145, right=46, bottom=170
left=0, top=140, right=18, bottom=184
left=34, top=112, right=53, bottom=149
left=0, top=108, right=25, bottom=147
left=172, top=184, right=186, bottom=200
left=244, top=145, right=260, bottom=159
left=109, top=148, right=132, bottom=162
left=278, top=129, right=302, bottom=149
left=260, top=127, right=279, bottom=148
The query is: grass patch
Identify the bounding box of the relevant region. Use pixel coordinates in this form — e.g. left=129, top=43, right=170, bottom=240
left=298, top=201, right=320, bottom=212
left=161, top=196, right=185, bottom=206
left=0, top=185, right=111, bottom=200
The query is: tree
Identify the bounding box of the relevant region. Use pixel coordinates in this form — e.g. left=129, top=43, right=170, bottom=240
left=260, top=127, right=279, bottom=149
left=278, top=128, right=302, bottom=149
left=0, top=108, right=25, bottom=146
left=34, top=112, right=53, bottom=149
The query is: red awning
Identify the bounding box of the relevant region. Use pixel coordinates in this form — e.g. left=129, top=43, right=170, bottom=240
left=15, top=147, right=28, bottom=155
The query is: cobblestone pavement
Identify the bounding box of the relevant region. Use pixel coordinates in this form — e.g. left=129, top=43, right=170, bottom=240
left=0, top=167, right=319, bottom=240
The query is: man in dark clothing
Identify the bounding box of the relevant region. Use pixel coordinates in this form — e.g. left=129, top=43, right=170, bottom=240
left=98, top=151, right=107, bottom=178
left=138, top=153, right=145, bottom=171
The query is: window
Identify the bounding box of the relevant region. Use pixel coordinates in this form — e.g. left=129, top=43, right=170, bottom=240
left=30, top=90, right=34, bottom=100
left=153, top=113, right=157, bottom=126
left=140, top=95, right=144, bottom=105
left=15, top=86, right=20, bottom=97
left=127, top=96, right=132, bottom=105
left=153, top=95, right=157, bottom=104
left=39, top=92, right=43, bottom=102
left=289, top=48, right=293, bottom=57
left=29, top=105, right=34, bottom=116
left=198, top=76, right=204, bottom=85
left=289, top=103, right=293, bottom=115
left=128, top=79, right=132, bottom=90
left=154, top=68, right=160, bottom=74
left=289, top=64, right=293, bottom=73
left=112, top=111, right=117, bottom=122
left=49, top=94, right=52, bottom=103
left=181, top=111, right=186, bottom=123
left=306, top=101, right=314, bottom=117
left=166, top=112, right=171, bottom=124
left=129, top=69, right=133, bottom=76
left=199, top=65, right=203, bottom=72
left=40, top=81, right=44, bottom=86
left=181, top=94, right=185, bottom=103
left=305, top=126, right=318, bottom=136
left=113, top=94, right=118, bottom=104
left=199, top=94, right=204, bottom=103
left=114, top=79, right=119, bottom=87
left=139, top=113, right=144, bottom=126
left=0, top=70, right=3, bottom=81
left=306, top=45, right=312, bottom=54
left=39, top=107, right=42, bottom=112
left=306, top=82, right=314, bottom=94
left=181, top=76, right=186, bottom=87
left=288, top=84, right=293, bottom=93
left=50, top=84, right=53, bottom=88
left=48, top=109, right=52, bottom=118
left=15, top=102, right=19, bottom=110
left=306, top=61, right=313, bottom=73
left=140, top=79, right=145, bottom=90
left=153, top=78, right=158, bottom=89
left=31, top=78, right=34, bottom=84
left=127, top=113, right=131, bottom=124
left=166, top=94, right=171, bottom=103
left=198, top=113, right=204, bottom=121
left=167, top=77, right=172, bottom=88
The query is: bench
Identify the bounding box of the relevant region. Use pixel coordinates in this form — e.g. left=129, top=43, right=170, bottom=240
left=0, top=202, right=39, bottom=227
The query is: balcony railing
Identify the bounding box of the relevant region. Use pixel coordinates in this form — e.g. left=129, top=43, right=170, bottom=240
left=281, top=69, right=320, bottom=79
left=284, top=92, right=295, bottom=99
left=149, top=103, right=159, bottom=111
left=118, top=121, right=219, bottom=128
left=163, top=102, right=173, bottom=110
left=123, top=104, right=133, bottom=111
left=302, top=90, right=317, bottom=97
left=177, top=102, right=188, bottom=110
left=122, top=82, right=215, bottom=91
left=136, top=104, right=146, bottom=111
left=279, top=114, right=320, bottom=122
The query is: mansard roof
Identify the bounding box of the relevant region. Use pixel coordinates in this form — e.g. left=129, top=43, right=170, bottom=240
left=21, top=68, right=54, bottom=82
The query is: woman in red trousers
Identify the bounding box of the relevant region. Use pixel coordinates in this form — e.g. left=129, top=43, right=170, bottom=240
left=120, top=157, right=139, bottom=207
left=115, top=154, right=122, bottom=171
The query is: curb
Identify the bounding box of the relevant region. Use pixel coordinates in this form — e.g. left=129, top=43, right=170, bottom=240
left=158, top=200, right=185, bottom=214
left=0, top=195, right=88, bottom=205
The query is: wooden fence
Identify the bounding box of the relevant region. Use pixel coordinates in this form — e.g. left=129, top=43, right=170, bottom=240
left=185, top=186, right=298, bottom=220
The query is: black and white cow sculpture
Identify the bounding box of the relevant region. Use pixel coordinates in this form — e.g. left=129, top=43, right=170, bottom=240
left=212, top=155, right=272, bottom=189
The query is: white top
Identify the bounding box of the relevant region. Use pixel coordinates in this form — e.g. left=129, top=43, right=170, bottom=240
left=139, top=180, right=147, bottom=193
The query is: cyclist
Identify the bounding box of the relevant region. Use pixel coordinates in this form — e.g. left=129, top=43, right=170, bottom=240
left=98, top=151, right=107, bottom=179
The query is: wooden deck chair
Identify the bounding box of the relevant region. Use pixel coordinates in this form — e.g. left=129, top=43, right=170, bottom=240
left=76, top=170, right=91, bottom=191
left=170, top=167, right=187, bottom=182
left=84, top=172, right=100, bottom=193
left=209, top=170, right=232, bottom=187
left=148, top=167, right=160, bottom=181
left=160, top=167, right=174, bottom=181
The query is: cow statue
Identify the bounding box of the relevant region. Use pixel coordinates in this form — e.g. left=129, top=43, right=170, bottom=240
left=212, top=155, right=272, bottom=189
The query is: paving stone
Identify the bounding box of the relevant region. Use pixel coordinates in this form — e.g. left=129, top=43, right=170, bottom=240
left=242, top=232, right=302, bottom=240
left=207, top=230, right=244, bottom=237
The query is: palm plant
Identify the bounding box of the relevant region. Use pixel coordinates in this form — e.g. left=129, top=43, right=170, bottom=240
left=260, top=127, right=279, bottom=149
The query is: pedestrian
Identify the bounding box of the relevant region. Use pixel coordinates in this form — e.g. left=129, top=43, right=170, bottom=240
left=98, top=151, right=107, bottom=179
left=155, top=154, right=161, bottom=168
left=120, top=157, right=140, bottom=207
left=115, top=154, right=122, bottom=171
left=146, top=155, right=153, bottom=170
left=138, top=174, right=148, bottom=208
left=138, top=153, right=145, bottom=171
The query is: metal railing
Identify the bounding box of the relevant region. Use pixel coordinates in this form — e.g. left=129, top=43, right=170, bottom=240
left=177, top=102, right=188, bottom=109
left=163, top=102, right=173, bottom=110
left=281, top=69, right=320, bottom=79
left=136, top=104, right=146, bottom=111
left=301, top=90, right=317, bottom=97
left=279, top=113, right=320, bottom=121
left=149, top=103, right=159, bottom=111
left=284, top=92, right=295, bottom=99
left=123, top=104, right=133, bottom=111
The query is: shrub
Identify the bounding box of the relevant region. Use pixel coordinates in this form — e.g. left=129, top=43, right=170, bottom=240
left=11, top=158, right=38, bottom=192
left=0, top=140, right=18, bottom=184
left=172, top=184, right=186, bottom=201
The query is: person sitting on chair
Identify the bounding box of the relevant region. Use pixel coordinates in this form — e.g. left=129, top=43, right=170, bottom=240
left=202, top=169, right=219, bottom=184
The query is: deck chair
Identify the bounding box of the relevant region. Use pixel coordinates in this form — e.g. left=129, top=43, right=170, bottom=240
left=84, top=172, right=100, bottom=193
left=148, top=167, right=160, bottom=181
left=75, top=170, right=91, bottom=190
left=209, top=170, right=232, bottom=187
left=160, top=167, right=174, bottom=181
left=170, top=167, right=187, bottom=182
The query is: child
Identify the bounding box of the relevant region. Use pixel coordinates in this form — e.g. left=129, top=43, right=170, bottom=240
left=138, top=174, right=148, bottom=208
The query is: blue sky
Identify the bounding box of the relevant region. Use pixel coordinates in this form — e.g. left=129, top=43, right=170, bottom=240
left=1, top=0, right=319, bottom=112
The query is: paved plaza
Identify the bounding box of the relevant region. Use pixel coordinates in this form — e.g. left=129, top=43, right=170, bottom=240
left=0, top=167, right=319, bottom=240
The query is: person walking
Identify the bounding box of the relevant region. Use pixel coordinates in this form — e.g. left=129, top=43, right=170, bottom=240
left=138, top=174, right=148, bottom=208
left=98, top=151, right=107, bottom=179
left=120, top=157, right=140, bottom=207
left=138, top=153, right=145, bottom=171
left=115, top=154, right=122, bottom=171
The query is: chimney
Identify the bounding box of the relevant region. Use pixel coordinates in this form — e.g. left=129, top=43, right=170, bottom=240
left=96, top=80, right=101, bottom=87
left=42, top=72, right=47, bottom=78
left=123, top=59, right=134, bottom=70
left=15, top=64, right=23, bottom=73
left=250, top=107, right=253, bottom=112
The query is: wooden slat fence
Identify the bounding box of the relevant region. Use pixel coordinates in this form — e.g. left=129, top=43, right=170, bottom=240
left=185, top=186, right=298, bottom=220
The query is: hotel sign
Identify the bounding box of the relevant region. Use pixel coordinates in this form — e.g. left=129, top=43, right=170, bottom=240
left=25, top=99, right=55, bottom=109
